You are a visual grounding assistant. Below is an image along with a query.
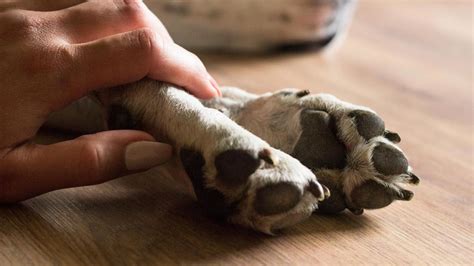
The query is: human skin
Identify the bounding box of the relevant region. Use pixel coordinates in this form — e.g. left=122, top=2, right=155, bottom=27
left=0, top=0, right=221, bottom=203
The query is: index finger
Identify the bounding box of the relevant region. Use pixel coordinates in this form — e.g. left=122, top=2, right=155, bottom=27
left=64, top=28, right=219, bottom=101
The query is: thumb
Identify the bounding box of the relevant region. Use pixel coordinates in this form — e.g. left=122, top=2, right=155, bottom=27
left=0, top=130, right=173, bottom=203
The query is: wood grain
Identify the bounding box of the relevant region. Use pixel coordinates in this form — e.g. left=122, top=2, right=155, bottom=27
left=1, top=1, right=472, bottom=264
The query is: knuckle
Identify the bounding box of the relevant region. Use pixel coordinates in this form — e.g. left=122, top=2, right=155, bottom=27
left=113, top=0, right=146, bottom=23
left=132, top=28, right=160, bottom=56
left=51, top=45, right=77, bottom=90
left=56, top=45, right=76, bottom=73
left=22, top=44, right=75, bottom=90
left=75, top=136, right=105, bottom=185
left=136, top=27, right=155, bottom=47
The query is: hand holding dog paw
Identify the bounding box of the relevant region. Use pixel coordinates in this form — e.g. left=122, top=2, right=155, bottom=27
left=0, top=0, right=219, bottom=202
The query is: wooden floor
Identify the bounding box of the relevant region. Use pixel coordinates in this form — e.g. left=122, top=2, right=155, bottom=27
left=1, top=1, right=472, bottom=265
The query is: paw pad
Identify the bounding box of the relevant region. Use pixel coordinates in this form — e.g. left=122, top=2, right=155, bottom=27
left=292, top=109, right=346, bottom=169
left=288, top=94, right=419, bottom=215
left=350, top=180, right=397, bottom=209
left=349, top=110, right=385, bottom=140
left=255, top=182, right=302, bottom=216
left=372, top=143, right=408, bottom=176
left=180, top=149, right=234, bottom=218
left=215, top=149, right=261, bottom=187
left=181, top=145, right=325, bottom=233
left=315, top=173, right=346, bottom=214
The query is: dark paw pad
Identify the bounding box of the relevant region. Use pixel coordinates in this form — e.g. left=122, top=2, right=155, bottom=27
left=215, top=149, right=261, bottom=187
left=372, top=143, right=408, bottom=176
left=350, top=180, right=411, bottom=209
left=348, top=110, right=385, bottom=140
left=317, top=186, right=346, bottom=214
left=180, top=149, right=233, bottom=218
left=255, top=182, right=302, bottom=216
left=292, top=109, right=346, bottom=170
left=315, top=172, right=347, bottom=214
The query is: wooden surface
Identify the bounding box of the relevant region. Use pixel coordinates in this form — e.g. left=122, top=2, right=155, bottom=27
left=1, top=1, right=472, bottom=265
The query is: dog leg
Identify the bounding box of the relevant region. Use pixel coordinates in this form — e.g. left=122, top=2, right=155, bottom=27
left=96, top=79, right=329, bottom=234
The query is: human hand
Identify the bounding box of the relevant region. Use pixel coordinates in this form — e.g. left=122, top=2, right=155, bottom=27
left=0, top=0, right=221, bottom=203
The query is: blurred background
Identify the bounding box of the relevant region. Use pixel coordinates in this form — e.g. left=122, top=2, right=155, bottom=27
left=146, top=0, right=356, bottom=52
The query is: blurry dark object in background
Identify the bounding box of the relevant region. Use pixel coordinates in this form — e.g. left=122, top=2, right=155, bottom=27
left=145, top=0, right=356, bottom=53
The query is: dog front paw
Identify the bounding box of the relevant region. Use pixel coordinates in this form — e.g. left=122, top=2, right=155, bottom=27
left=309, top=107, right=419, bottom=214
left=294, top=93, right=419, bottom=214
left=179, top=143, right=329, bottom=234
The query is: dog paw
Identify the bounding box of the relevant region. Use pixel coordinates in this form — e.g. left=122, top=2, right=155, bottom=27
left=179, top=143, right=330, bottom=234
left=296, top=94, right=420, bottom=214
left=210, top=88, right=419, bottom=215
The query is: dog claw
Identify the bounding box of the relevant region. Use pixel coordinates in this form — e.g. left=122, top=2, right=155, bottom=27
left=349, top=208, right=364, bottom=215
left=408, top=172, right=420, bottom=185
left=322, top=185, right=331, bottom=198
left=296, top=90, right=310, bottom=98
left=384, top=130, right=401, bottom=143
left=397, top=189, right=414, bottom=201
left=259, top=148, right=279, bottom=165
left=308, top=181, right=326, bottom=201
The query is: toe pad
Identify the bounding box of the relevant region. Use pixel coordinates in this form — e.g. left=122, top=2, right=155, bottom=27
left=372, top=143, right=408, bottom=176
left=350, top=180, right=396, bottom=209
left=215, top=149, right=261, bottom=187
left=349, top=110, right=385, bottom=140
left=255, top=182, right=302, bottom=216
left=180, top=149, right=234, bottom=218
left=293, top=109, right=346, bottom=170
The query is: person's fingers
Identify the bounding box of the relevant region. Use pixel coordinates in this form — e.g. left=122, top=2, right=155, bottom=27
left=56, top=0, right=162, bottom=44
left=65, top=28, right=157, bottom=99
left=0, top=130, right=173, bottom=203
left=148, top=43, right=222, bottom=99
left=0, top=0, right=84, bottom=12
left=65, top=28, right=219, bottom=100
left=50, top=0, right=220, bottom=99
left=135, top=3, right=221, bottom=98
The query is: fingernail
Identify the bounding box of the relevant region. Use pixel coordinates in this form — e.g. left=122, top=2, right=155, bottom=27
left=209, top=76, right=222, bottom=97
left=125, top=141, right=173, bottom=171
